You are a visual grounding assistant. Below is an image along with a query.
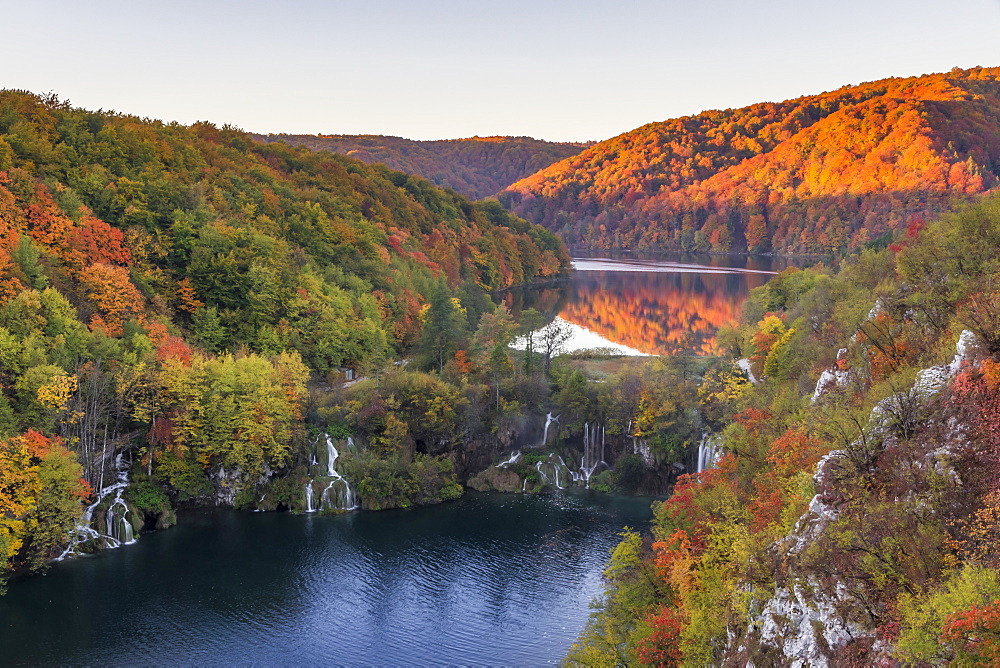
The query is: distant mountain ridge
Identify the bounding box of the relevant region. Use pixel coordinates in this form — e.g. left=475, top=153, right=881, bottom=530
left=252, top=133, right=590, bottom=200
left=500, top=66, right=1000, bottom=254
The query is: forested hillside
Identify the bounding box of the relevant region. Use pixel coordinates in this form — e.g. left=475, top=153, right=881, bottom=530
left=253, top=134, right=589, bottom=200
left=502, top=66, right=1000, bottom=254
left=0, top=90, right=568, bottom=576
left=568, top=194, right=1000, bottom=665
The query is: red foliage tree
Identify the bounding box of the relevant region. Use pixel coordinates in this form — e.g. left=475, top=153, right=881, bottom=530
left=637, top=606, right=686, bottom=667
left=941, top=600, right=1000, bottom=664
left=65, top=212, right=131, bottom=269
left=156, top=336, right=194, bottom=366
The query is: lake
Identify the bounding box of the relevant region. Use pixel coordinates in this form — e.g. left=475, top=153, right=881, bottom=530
left=508, top=254, right=787, bottom=355
left=1, top=256, right=780, bottom=665
left=0, top=492, right=653, bottom=666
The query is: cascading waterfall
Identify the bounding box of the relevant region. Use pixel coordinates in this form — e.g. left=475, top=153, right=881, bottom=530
left=325, top=435, right=338, bottom=476
left=320, top=476, right=357, bottom=511
left=579, top=422, right=608, bottom=487
left=534, top=454, right=571, bottom=490
left=541, top=412, right=558, bottom=446
left=627, top=418, right=654, bottom=466
left=57, top=452, right=137, bottom=560
left=696, top=433, right=723, bottom=473
left=633, top=439, right=654, bottom=467
left=535, top=461, right=550, bottom=487
left=104, top=486, right=135, bottom=544
left=579, top=422, right=608, bottom=486
left=304, top=433, right=359, bottom=512
left=498, top=450, right=522, bottom=467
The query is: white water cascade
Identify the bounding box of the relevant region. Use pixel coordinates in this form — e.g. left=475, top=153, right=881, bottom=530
left=626, top=419, right=655, bottom=467
left=633, top=439, right=654, bottom=467
left=541, top=413, right=559, bottom=447
left=304, top=433, right=359, bottom=512
left=579, top=422, right=608, bottom=486
left=57, top=453, right=137, bottom=560
left=696, top=433, right=723, bottom=473
left=104, top=486, right=135, bottom=544
left=325, top=435, right=338, bottom=477
left=304, top=483, right=316, bottom=512
left=534, top=454, right=572, bottom=490
left=498, top=450, right=522, bottom=468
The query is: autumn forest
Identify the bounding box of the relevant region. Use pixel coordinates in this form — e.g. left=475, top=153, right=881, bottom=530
left=503, top=67, right=1000, bottom=255
left=4, top=64, right=1000, bottom=666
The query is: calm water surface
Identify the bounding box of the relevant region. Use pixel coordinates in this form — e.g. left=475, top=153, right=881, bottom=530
left=510, top=254, right=790, bottom=355
left=1, top=492, right=653, bottom=666
left=3, top=256, right=781, bottom=665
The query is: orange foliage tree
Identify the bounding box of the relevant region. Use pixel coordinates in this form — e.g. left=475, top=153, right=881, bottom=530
left=78, top=263, right=145, bottom=337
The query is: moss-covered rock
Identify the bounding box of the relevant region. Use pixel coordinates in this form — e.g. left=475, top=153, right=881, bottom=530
left=467, top=466, right=522, bottom=492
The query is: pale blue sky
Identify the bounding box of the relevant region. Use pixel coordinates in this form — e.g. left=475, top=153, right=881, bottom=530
left=7, top=0, right=1000, bottom=141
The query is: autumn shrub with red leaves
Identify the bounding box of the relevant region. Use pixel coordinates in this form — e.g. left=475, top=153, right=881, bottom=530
left=637, top=606, right=686, bottom=667
left=941, top=600, right=1000, bottom=664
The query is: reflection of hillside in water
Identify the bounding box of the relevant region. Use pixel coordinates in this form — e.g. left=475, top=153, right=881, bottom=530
left=504, top=285, right=568, bottom=318
left=560, top=269, right=770, bottom=355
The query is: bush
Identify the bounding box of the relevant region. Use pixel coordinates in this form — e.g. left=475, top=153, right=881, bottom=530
left=126, top=478, right=171, bottom=513
left=613, top=454, right=647, bottom=494
left=343, top=453, right=463, bottom=510
left=895, top=565, right=1000, bottom=664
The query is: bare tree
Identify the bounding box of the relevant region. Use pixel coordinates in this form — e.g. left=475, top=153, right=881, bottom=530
left=537, top=317, right=573, bottom=376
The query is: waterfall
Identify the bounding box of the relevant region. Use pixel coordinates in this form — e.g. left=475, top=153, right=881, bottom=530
left=579, top=422, right=607, bottom=487
left=498, top=450, right=521, bottom=467
left=320, top=476, right=357, bottom=511
left=535, top=461, right=549, bottom=485
left=104, top=486, right=135, bottom=544
left=325, top=435, right=338, bottom=477
left=57, top=453, right=137, bottom=560
left=304, top=433, right=359, bottom=512
left=627, top=419, right=654, bottom=467
left=633, top=439, right=654, bottom=467
left=533, top=454, right=572, bottom=490
left=304, top=483, right=315, bottom=513
left=696, top=433, right=723, bottom=473
left=541, top=412, right=559, bottom=446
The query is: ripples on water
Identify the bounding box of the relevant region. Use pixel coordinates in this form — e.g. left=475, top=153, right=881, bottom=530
left=1, top=492, right=653, bottom=666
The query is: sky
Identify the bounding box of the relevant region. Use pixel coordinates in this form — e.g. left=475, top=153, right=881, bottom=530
left=7, top=0, right=1000, bottom=142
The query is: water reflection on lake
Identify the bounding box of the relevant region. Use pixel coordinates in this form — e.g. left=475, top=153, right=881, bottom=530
left=0, top=493, right=654, bottom=666
left=508, top=254, right=789, bottom=356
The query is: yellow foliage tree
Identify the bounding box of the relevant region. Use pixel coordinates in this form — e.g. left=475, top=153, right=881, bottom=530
left=0, top=434, right=39, bottom=564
